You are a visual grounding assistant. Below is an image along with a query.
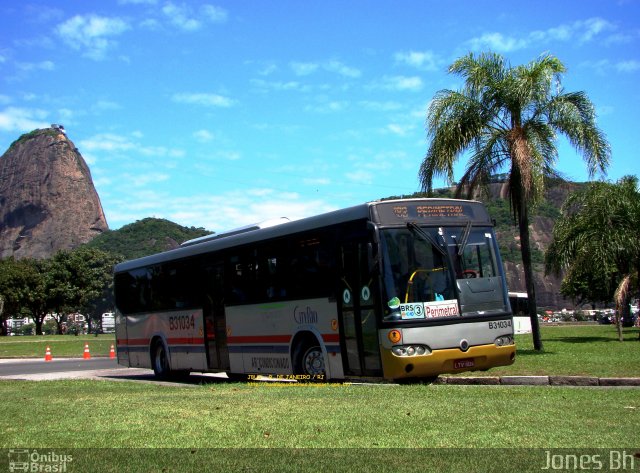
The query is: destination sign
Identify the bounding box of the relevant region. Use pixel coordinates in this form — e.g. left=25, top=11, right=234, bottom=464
left=375, top=200, right=490, bottom=225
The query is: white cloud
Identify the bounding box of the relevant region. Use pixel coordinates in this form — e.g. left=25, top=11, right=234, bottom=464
left=577, top=18, right=615, bottom=42
left=213, top=150, right=241, bottom=160
left=172, top=92, right=235, bottom=107
left=394, top=50, right=441, bottom=71
left=0, top=107, right=49, bottom=133
left=250, top=79, right=309, bottom=93
left=202, top=5, right=228, bottom=23
left=345, top=169, right=374, bottom=185
left=303, top=177, right=331, bottom=186
left=580, top=59, right=640, bottom=75
left=385, top=123, right=415, bottom=136
left=92, top=100, right=122, bottom=112
left=193, top=129, right=215, bottom=142
left=79, top=133, right=135, bottom=152
left=16, top=61, right=55, bottom=72
left=616, top=60, right=640, bottom=72
left=162, top=3, right=200, bottom=30
left=290, top=60, right=361, bottom=78
left=161, top=2, right=228, bottom=31
left=325, top=60, right=361, bottom=78
left=468, top=32, right=528, bottom=53
left=467, top=17, right=618, bottom=53
left=79, top=132, right=183, bottom=159
left=358, top=100, right=403, bottom=112
left=291, top=62, right=320, bottom=76
left=125, top=172, right=170, bottom=186
left=118, top=0, right=157, bottom=4
left=56, top=108, right=75, bottom=124
left=304, top=100, right=348, bottom=113
left=107, top=187, right=336, bottom=231
left=56, top=14, right=129, bottom=60
left=376, top=75, right=423, bottom=91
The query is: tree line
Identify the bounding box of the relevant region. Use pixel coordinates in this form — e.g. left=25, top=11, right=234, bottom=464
left=0, top=248, right=121, bottom=335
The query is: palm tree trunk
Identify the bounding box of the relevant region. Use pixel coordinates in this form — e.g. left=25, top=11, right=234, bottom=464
left=518, top=206, right=543, bottom=350
left=614, top=274, right=630, bottom=342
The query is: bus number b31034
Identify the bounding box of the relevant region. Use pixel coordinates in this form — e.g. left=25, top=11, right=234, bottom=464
left=488, top=320, right=512, bottom=330
left=169, top=315, right=195, bottom=331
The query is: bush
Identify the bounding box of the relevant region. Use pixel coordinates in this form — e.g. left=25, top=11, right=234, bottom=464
left=17, top=323, right=35, bottom=335
left=43, top=320, right=57, bottom=335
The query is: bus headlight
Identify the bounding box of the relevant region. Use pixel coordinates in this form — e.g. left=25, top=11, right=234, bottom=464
left=494, top=335, right=514, bottom=347
left=392, top=345, right=431, bottom=357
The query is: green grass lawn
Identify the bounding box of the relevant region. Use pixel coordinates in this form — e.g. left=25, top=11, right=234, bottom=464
left=0, top=379, right=638, bottom=471
left=0, top=334, right=115, bottom=358
left=453, top=324, right=640, bottom=378
left=3, top=379, right=637, bottom=448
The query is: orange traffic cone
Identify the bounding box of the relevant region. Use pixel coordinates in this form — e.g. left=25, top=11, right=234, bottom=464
left=83, top=343, right=91, bottom=360
left=109, top=344, right=116, bottom=359
left=44, top=346, right=53, bottom=362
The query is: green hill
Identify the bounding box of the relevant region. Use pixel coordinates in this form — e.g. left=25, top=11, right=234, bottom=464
left=84, top=218, right=211, bottom=260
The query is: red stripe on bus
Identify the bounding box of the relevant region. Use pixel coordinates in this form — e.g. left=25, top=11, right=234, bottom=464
left=167, top=337, right=205, bottom=345
left=228, top=334, right=340, bottom=345
left=117, top=337, right=204, bottom=346
left=117, top=338, right=148, bottom=346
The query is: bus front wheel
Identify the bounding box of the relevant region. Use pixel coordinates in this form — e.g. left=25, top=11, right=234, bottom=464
left=294, top=341, right=325, bottom=378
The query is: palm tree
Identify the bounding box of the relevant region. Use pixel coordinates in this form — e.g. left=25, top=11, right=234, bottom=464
left=546, top=176, right=640, bottom=341
left=419, top=52, right=610, bottom=350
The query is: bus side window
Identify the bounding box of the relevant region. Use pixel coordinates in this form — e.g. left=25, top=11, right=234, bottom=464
left=263, top=255, right=286, bottom=300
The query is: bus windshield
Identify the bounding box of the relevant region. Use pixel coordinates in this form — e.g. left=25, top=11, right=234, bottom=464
left=380, top=224, right=508, bottom=321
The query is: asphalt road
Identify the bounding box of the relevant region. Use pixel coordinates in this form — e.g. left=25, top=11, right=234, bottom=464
left=0, top=357, right=122, bottom=377
left=0, top=357, right=230, bottom=384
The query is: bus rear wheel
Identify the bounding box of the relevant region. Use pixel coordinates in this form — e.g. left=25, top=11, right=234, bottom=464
left=152, top=340, right=171, bottom=379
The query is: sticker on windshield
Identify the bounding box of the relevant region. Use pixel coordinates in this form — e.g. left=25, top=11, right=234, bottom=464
left=400, top=303, right=425, bottom=319
left=424, top=299, right=460, bottom=318
left=388, top=297, right=401, bottom=309
left=361, top=286, right=371, bottom=302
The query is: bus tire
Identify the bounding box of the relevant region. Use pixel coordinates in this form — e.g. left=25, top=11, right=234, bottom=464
left=152, top=339, right=171, bottom=379
left=293, top=339, right=325, bottom=378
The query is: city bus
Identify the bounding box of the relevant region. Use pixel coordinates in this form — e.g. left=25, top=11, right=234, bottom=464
left=113, top=198, right=515, bottom=381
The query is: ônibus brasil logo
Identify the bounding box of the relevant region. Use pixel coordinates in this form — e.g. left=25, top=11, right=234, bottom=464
left=7, top=449, right=73, bottom=472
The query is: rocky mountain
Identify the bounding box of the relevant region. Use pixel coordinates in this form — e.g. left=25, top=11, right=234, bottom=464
left=488, top=180, right=583, bottom=310
left=0, top=127, right=108, bottom=259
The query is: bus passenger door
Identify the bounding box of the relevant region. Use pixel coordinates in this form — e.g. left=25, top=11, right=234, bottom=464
left=202, top=261, right=230, bottom=371
left=338, top=241, right=382, bottom=377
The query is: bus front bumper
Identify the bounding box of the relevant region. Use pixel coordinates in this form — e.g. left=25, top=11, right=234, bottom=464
left=381, top=343, right=516, bottom=380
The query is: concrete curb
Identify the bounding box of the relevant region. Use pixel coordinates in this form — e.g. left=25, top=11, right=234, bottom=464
left=440, top=375, right=640, bottom=386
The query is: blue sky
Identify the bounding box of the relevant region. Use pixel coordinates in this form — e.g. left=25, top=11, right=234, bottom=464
left=1, top=1, right=639, bottom=231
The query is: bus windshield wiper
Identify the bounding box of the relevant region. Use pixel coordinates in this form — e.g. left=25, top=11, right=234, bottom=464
left=407, top=222, right=446, bottom=257
left=457, top=220, right=472, bottom=256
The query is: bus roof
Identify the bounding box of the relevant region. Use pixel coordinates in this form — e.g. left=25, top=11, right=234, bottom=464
left=114, top=198, right=487, bottom=273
